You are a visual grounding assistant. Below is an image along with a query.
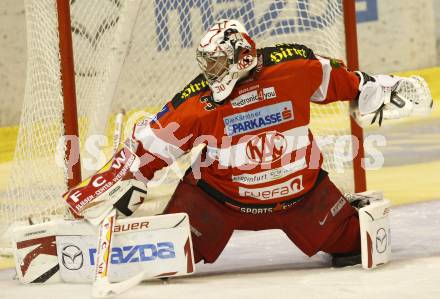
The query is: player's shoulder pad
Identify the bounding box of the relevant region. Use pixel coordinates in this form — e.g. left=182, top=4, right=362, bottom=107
left=261, top=43, right=316, bottom=66
left=171, top=73, right=210, bottom=109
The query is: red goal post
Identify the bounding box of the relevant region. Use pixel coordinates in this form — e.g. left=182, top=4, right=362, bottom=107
left=57, top=0, right=82, bottom=189
left=343, top=0, right=367, bottom=192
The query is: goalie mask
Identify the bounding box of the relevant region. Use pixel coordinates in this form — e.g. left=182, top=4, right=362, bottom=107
left=196, top=19, right=257, bottom=102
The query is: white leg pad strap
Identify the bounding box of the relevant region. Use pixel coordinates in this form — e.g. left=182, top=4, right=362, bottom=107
left=359, top=198, right=391, bottom=269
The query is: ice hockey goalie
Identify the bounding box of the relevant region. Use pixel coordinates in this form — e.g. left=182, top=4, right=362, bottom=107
left=63, top=19, right=433, bottom=270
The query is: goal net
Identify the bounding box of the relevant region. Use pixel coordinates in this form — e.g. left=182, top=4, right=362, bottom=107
left=0, top=0, right=363, bottom=249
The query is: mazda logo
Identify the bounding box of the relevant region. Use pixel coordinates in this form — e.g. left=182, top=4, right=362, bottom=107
left=62, top=245, right=84, bottom=270
left=376, top=228, right=387, bottom=253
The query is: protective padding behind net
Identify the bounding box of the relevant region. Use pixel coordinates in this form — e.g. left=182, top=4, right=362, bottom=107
left=1, top=0, right=354, bottom=247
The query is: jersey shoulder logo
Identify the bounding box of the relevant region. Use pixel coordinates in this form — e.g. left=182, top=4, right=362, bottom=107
left=262, top=43, right=316, bottom=66
left=200, top=95, right=219, bottom=111
left=171, top=74, right=210, bottom=109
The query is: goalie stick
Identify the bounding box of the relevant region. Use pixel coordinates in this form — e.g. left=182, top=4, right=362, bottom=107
left=91, top=110, right=145, bottom=298
left=92, top=209, right=146, bottom=298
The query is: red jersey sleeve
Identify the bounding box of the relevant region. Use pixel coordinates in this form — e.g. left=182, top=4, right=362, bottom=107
left=130, top=96, right=202, bottom=181
left=310, top=55, right=360, bottom=104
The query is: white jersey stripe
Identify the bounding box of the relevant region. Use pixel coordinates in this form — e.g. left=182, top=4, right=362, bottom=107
left=134, top=124, right=186, bottom=161
left=206, top=125, right=310, bottom=167
left=311, top=56, right=331, bottom=103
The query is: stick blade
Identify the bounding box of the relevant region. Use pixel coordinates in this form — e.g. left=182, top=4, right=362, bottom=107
left=92, top=271, right=145, bottom=298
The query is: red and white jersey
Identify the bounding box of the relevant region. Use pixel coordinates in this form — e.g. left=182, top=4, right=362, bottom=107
left=133, top=44, right=360, bottom=206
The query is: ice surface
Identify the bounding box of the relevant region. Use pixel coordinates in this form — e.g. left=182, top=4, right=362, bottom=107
left=1, top=200, right=439, bottom=299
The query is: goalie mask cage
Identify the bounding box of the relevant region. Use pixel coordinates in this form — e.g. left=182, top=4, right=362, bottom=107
left=0, top=0, right=365, bottom=250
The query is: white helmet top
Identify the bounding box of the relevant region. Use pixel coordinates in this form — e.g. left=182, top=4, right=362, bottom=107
left=196, top=19, right=257, bottom=102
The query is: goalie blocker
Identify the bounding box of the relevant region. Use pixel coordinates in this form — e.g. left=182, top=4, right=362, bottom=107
left=11, top=213, right=195, bottom=284
left=63, top=143, right=147, bottom=225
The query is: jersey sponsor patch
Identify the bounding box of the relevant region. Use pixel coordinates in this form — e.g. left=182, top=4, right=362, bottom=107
left=263, top=87, right=277, bottom=99
left=223, top=101, right=293, bottom=136
left=230, top=86, right=277, bottom=108
left=239, top=201, right=298, bottom=214
left=171, top=74, right=209, bottom=108
left=331, top=196, right=346, bottom=216
left=231, top=157, right=307, bottom=185
left=230, top=90, right=259, bottom=108
left=238, top=175, right=304, bottom=201
left=238, top=84, right=260, bottom=95
left=263, top=43, right=315, bottom=66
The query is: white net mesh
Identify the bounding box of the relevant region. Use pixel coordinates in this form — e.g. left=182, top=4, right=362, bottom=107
left=1, top=0, right=357, bottom=247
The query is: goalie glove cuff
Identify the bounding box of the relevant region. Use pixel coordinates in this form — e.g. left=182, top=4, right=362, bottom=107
left=355, top=71, right=375, bottom=89
left=355, top=71, right=402, bottom=115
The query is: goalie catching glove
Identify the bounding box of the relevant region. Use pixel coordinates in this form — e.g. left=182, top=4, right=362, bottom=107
left=63, top=140, right=147, bottom=225
left=352, top=71, right=433, bottom=127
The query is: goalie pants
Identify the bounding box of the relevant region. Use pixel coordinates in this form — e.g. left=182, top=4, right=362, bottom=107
left=163, top=170, right=361, bottom=264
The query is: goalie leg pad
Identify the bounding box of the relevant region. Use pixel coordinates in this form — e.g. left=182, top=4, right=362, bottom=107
left=11, top=214, right=195, bottom=284
left=11, top=221, right=64, bottom=284
left=359, top=197, right=391, bottom=269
